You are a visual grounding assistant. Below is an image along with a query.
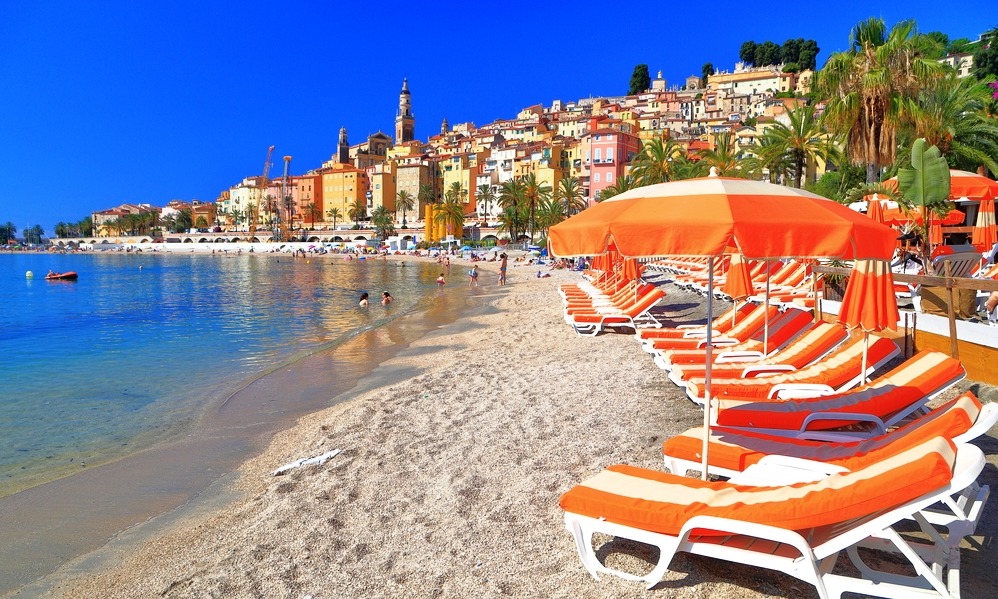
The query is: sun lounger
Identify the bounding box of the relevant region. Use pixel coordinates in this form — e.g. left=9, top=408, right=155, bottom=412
left=683, top=336, right=901, bottom=404
left=667, top=321, right=850, bottom=387
left=562, top=437, right=987, bottom=599
left=663, top=391, right=997, bottom=478
left=634, top=301, right=758, bottom=341
left=567, top=287, right=665, bottom=336
left=650, top=308, right=814, bottom=371
left=641, top=305, right=781, bottom=354
left=712, top=350, right=966, bottom=435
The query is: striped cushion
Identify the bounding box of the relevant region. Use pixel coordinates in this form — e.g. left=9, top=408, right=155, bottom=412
left=560, top=437, right=957, bottom=536
left=664, top=392, right=981, bottom=473
left=714, top=351, right=965, bottom=430
left=686, top=336, right=899, bottom=401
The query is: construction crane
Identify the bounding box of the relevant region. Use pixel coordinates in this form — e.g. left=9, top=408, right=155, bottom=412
left=279, top=156, right=293, bottom=241
left=254, top=145, right=275, bottom=231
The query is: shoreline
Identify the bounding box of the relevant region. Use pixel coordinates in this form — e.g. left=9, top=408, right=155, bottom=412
left=0, top=255, right=502, bottom=597
left=16, top=270, right=998, bottom=598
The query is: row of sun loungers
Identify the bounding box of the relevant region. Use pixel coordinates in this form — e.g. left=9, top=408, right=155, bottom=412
left=556, top=264, right=994, bottom=598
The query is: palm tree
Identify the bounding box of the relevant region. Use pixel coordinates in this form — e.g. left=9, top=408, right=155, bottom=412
left=553, top=176, right=586, bottom=215
left=521, top=173, right=552, bottom=241
left=761, top=104, right=837, bottom=187
left=630, top=137, right=683, bottom=185
left=699, top=131, right=754, bottom=178
left=348, top=200, right=366, bottom=225
left=598, top=174, right=639, bottom=201
left=666, top=153, right=709, bottom=181
left=535, top=197, right=567, bottom=239
left=499, top=178, right=526, bottom=242
left=54, top=222, right=68, bottom=238
left=326, top=207, right=342, bottom=229
left=371, top=205, right=395, bottom=239
left=395, top=190, right=415, bottom=227
left=905, top=72, right=998, bottom=177
left=417, top=182, right=436, bottom=212
left=476, top=183, right=497, bottom=220
left=817, top=18, right=946, bottom=183
left=2, top=222, right=17, bottom=243
left=433, top=192, right=465, bottom=239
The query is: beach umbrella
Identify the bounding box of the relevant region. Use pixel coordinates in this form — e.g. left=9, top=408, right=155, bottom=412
left=549, top=170, right=897, bottom=479
left=866, top=195, right=885, bottom=224
left=722, top=253, right=754, bottom=328
left=881, top=206, right=964, bottom=226
left=882, top=169, right=998, bottom=201
left=973, top=198, right=997, bottom=248
left=837, top=260, right=900, bottom=384
left=929, top=221, right=944, bottom=246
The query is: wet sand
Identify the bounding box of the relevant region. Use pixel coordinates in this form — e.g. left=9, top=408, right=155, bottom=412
left=11, top=264, right=998, bottom=598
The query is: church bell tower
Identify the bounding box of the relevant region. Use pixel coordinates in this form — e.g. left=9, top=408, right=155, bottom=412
left=395, top=78, right=415, bottom=144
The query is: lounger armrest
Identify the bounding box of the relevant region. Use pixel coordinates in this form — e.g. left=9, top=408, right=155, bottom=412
left=695, top=337, right=740, bottom=348
left=767, top=383, right=835, bottom=400
left=740, top=364, right=796, bottom=378
left=800, top=412, right=887, bottom=435
left=678, top=516, right=808, bottom=551
left=954, top=402, right=998, bottom=445
left=714, top=350, right=764, bottom=363
left=681, top=329, right=721, bottom=338
left=754, top=455, right=850, bottom=475
left=727, top=458, right=848, bottom=485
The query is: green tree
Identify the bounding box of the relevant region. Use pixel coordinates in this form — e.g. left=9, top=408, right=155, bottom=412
left=699, top=131, right=753, bottom=177
left=923, top=31, right=950, bottom=58
left=2, top=222, right=17, bottom=243
left=433, top=191, right=465, bottom=239
left=498, top=178, right=526, bottom=242
left=755, top=41, right=781, bottom=66
left=781, top=38, right=803, bottom=64
left=302, top=201, right=321, bottom=227
left=628, top=64, right=651, bottom=95
left=79, top=216, right=93, bottom=237
left=370, top=205, right=395, bottom=239
left=535, top=197, right=567, bottom=239
left=417, top=182, right=437, bottom=210
left=24, top=224, right=45, bottom=244
left=521, top=173, right=551, bottom=241
left=630, top=136, right=683, bottom=185
left=817, top=18, right=946, bottom=183
left=395, top=190, right=415, bottom=227
left=700, top=62, right=715, bottom=87
left=326, top=207, right=342, bottom=229
left=906, top=71, right=998, bottom=176
left=761, top=104, right=836, bottom=187
left=597, top=174, right=638, bottom=201
left=739, top=41, right=758, bottom=65
left=972, top=27, right=998, bottom=79
left=194, top=215, right=209, bottom=229
left=553, top=176, right=586, bottom=216
left=476, top=184, right=496, bottom=219
left=667, top=153, right=709, bottom=180
left=348, top=200, right=367, bottom=224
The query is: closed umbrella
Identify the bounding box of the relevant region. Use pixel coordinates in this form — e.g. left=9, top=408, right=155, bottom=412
left=722, top=253, right=754, bottom=328
left=929, top=221, right=944, bottom=246
left=973, top=198, right=996, bottom=248
left=549, top=170, right=896, bottom=479
left=866, top=196, right=885, bottom=224
left=837, top=260, right=900, bottom=383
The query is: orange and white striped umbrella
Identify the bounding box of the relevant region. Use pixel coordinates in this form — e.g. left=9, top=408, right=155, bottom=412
left=973, top=198, right=996, bottom=248
left=722, top=253, right=754, bottom=301
left=882, top=169, right=998, bottom=201
left=838, top=259, right=899, bottom=383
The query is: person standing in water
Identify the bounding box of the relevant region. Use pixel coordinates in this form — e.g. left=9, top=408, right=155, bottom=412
left=436, top=273, right=446, bottom=285
left=359, top=292, right=369, bottom=307
left=382, top=291, right=393, bottom=305
left=468, top=264, right=479, bottom=287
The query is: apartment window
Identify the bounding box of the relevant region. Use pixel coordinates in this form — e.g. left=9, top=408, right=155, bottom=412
left=594, top=173, right=601, bottom=183
left=606, top=172, right=613, bottom=183
left=607, top=148, right=614, bottom=162
left=594, top=148, right=602, bottom=162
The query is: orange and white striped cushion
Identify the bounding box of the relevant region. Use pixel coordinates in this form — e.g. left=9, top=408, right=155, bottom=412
left=560, top=437, right=957, bottom=536
left=664, top=392, right=981, bottom=473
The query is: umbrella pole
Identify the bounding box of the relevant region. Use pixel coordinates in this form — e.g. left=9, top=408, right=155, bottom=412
left=701, top=257, right=715, bottom=481
left=862, top=331, right=869, bottom=385
left=764, top=260, right=771, bottom=354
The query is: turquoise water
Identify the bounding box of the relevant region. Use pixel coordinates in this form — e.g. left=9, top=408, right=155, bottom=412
left=0, top=252, right=446, bottom=495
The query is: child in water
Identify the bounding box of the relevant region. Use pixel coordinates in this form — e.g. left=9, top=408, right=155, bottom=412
left=382, top=291, right=393, bottom=305
left=359, top=292, right=369, bottom=307
left=436, top=273, right=446, bottom=285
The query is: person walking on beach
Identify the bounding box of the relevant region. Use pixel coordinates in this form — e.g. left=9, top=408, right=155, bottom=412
left=382, top=291, right=393, bottom=305
left=359, top=292, right=369, bottom=307
left=498, top=253, right=508, bottom=286
left=468, top=264, right=479, bottom=287
left=436, top=273, right=446, bottom=285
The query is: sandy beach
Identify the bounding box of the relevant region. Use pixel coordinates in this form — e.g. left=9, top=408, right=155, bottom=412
left=23, top=262, right=998, bottom=599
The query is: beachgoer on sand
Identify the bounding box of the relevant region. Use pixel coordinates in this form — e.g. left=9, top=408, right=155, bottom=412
left=436, top=274, right=446, bottom=285
left=468, top=264, right=479, bottom=287
left=359, top=292, right=369, bottom=307
left=498, top=253, right=508, bottom=285
left=382, top=291, right=393, bottom=305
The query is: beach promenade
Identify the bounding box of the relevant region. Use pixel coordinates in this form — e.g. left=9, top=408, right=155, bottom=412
left=23, top=264, right=998, bottom=598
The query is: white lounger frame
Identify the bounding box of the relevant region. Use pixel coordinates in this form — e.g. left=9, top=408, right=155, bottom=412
left=564, top=445, right=988, bottom=599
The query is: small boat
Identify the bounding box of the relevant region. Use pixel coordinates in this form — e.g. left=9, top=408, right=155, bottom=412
left=45, top=271, right=78, bottom=281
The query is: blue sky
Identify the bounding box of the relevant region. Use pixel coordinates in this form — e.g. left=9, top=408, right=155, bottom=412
left=0, top=0, right=990, bottom=235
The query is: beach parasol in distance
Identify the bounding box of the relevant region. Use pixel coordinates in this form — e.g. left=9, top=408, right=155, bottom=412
left=549, top=169, right=897, bottom=479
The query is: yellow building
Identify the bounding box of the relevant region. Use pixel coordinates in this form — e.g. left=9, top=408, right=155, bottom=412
left=320, top=163, right=369, bottom=223
left=367, top=161, right=396, bottom=216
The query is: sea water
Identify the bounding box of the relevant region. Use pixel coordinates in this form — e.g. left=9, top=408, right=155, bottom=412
left=0, top=251, right=451, bottom=497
